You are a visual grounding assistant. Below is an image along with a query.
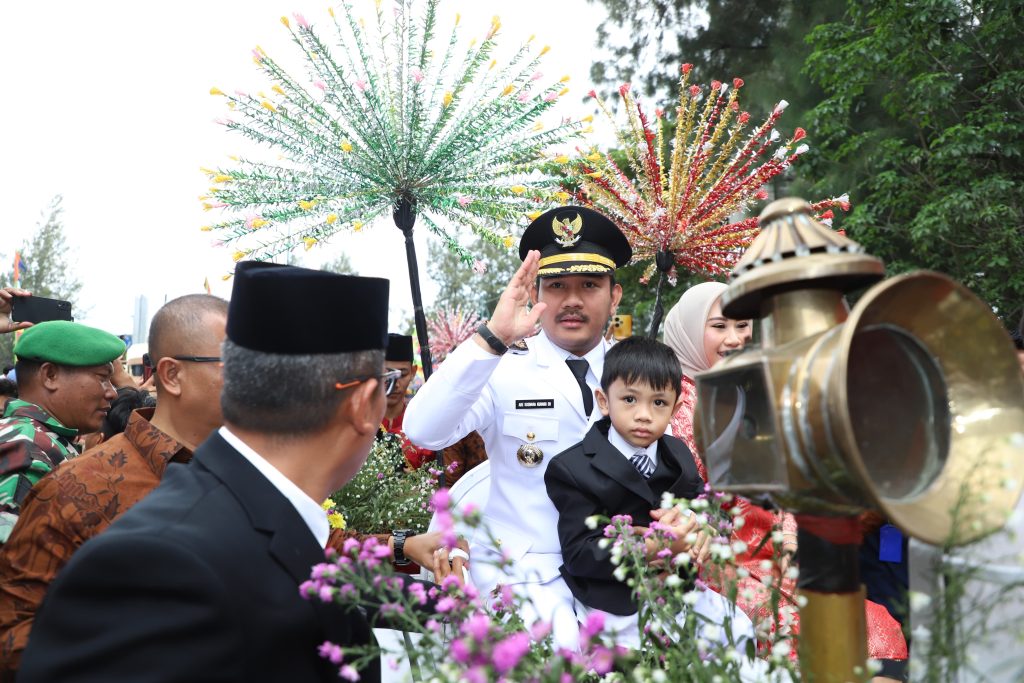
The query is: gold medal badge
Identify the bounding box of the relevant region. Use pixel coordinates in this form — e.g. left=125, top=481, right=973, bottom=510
left=516, top=430, right=544, bottom=467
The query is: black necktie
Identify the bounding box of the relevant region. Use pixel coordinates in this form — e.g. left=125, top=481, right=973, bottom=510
left=565, top=358, right=594, bottom=416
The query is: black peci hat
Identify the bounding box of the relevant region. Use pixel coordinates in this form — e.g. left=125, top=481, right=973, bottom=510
left=227, top=261, right=389, bottom=354
left=519, top=205, right=632, bottom=278
left=386, top=334, right=414, bottom=362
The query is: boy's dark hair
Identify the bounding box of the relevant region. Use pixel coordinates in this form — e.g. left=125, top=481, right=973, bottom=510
left=0, top=377, right=16, bottom=399
left=600, top=336, right=681, bottom=398
left=100, top=387, right=156, bottom=440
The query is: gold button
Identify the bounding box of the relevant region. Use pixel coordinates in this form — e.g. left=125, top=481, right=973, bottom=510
left=526, top=432, right=536, bottom=441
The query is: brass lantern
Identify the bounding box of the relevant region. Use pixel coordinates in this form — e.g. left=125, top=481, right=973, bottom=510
left=694, top=198, right=1024, bottom=681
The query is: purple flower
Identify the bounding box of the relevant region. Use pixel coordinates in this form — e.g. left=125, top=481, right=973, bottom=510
left=431, top=488, right=451, bottom=511
left=590, top=646, right=615, bottom=674
left=581, top=611, right=605, bottom=639
left=407, top=582, right=428, bottom=605
left=491, top=632, right=531, bottom=674
left=318, top=641, right=344, bottom=665
left=437, top=596, right=457, bottom=613
left=376, top=472, right=385, bottom=480
left=339, top=664, right=360, bottom=681
left=450, top=638, right=471, bottom=663
left=318, top=586, right=334, bottom=602
left=530, top=620, right=552, bottom=641
left=462, top=613, right=491, bottom=642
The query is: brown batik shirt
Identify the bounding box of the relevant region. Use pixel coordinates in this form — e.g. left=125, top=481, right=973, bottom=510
left=0, top=408, right=190, bottom=677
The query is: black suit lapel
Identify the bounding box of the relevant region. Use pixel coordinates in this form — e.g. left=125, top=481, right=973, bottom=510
left=585, top=420, right=656, bottom=505
left=658, top=436, right=704, bottom=500
left=192, top=432, right=326, bottom=584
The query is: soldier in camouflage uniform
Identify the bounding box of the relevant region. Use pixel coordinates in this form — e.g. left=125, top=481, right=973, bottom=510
left=0, top=317, right=125, bottom=543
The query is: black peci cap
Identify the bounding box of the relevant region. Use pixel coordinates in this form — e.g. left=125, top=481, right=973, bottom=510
left=519, top=206, right=632, bottom=278
left=227, top=261, right=389, bottom=354
left=386, top=333, right=414, bottom=362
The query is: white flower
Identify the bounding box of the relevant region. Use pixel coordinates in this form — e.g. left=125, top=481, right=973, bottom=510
left=771, top=530, right=785, bottom=544
left=760, top=574, right=774, bottom=587
left=769, top=129, right=780, bottom=142
left=682, top=591, right=700, bottom=606
left=795, top=594, right=808, bottom=607
left=704, top=625, right=722, bottom=642
left=733, top=516, right=745, bottom=529
left=585, top=515, right=600, bottom=529
left=773, top=146, right=788, bottom=159
left=759, top=559, right=773, bottom=572
left=651, top=671, right=667, bottom=683
left=731, top=541, right=748, bottom=555
left=785, top=566, right=799, bottom=580
left=674, top=552, right=691, bottom=566
left=685, top=532, right=699, bottom=545
left=774, top=99, right=790, bottom=113
left=660, top=491, right=676, bottom=509
left=908, top=590, right=932, bottom=612
left=665, top=574, right=683, bottom=588
left=736, top=567, right=750, bottom=579
left=613, top=565, right=628, bottom=582
left=867, top=659, right=882, bottom=674
left=774, top=641, right=791, bottom=658
left=598, top=538, right=610, bottom=550
left=794, top=143, right=809, bottom=155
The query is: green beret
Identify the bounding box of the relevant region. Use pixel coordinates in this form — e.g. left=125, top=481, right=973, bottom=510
left=14, top=321, right=126, bottom=367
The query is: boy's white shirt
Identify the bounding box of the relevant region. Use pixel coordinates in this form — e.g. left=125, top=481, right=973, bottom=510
left=607, top=423, right=659, bottom=468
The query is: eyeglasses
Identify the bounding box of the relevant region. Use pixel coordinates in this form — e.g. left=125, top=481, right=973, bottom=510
left=334, top=368, right=404, bottom=395
left=170, top=356, right=222, bottom=363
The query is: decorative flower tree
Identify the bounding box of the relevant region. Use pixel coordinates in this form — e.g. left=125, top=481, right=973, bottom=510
left=565, top=65, right=848, bottom=337
left=427, top=306, right=482, bottom=364
left=203, top=1, right=584, bottom=376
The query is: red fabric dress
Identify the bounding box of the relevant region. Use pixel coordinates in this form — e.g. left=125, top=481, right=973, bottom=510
left=381, top=407, right=434, bottom=470
left=672, top=377, right=908, bottom=661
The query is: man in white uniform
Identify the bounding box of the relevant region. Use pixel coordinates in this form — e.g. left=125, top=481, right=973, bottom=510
left=404, top=206, right=630, bottom=647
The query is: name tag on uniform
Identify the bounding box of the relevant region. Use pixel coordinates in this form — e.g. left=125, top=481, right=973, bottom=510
left=515, top=399, right=554, bottom=410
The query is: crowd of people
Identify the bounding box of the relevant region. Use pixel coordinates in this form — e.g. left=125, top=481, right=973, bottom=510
left=0, top=205, right=1021, bottom=682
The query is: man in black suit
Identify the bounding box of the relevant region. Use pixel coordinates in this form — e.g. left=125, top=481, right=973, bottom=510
left=19, top=262, right=395, bottom=682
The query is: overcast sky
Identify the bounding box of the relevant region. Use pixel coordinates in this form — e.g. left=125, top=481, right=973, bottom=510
left=0, top=0, right=609, bottom=335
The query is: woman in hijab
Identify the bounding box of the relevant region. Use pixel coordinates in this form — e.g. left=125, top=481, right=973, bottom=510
left=662, top=282, right=908, bottom=675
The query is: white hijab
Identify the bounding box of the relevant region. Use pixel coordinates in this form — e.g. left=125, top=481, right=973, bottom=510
left=662, top=281, right=729, bottom=380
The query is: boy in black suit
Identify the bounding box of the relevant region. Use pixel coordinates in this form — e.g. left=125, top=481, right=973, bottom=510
left=545, top=336, right=753, bottom=650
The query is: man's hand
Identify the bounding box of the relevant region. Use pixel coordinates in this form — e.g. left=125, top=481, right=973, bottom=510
left=476, top=250, right=547, bottom=351
left=431, top=539, right=471, bottom=586
left=400, top=530, right=446, bottom=568
left=0, top=287, right=33, bottom=334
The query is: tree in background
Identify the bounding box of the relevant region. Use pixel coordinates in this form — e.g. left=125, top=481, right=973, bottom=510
left=427, top=236, right=517, bottom=318
left=319, top=251, right=358, bottom=275
left=804, top=0, right=1024, bottom=325
left=0, top=196, right=84, bottom=367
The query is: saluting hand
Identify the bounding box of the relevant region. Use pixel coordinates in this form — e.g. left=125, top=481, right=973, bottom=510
left=479, top=250, right=548, bottom=350
left=0, top=287, right=33, bottom=335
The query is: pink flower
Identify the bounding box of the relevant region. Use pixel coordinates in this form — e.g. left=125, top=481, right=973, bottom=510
left=313, top=81, right=326, bottom=91
left=411, top=68, right=424, bottom=83
left=681, top=63, right=693, bottom=74
left=293, top=13, right=309, bottom=29
left=711, top=80, right=722, bottom=91
left=689, top=84, right=701, bottom=98
left=437, top=596, right=457, bottom=613
left=530, top=619, right=552, bottom=640
left=472, top=259, right=487, bottom=274
left=530, top=71, right=543, bottom=81
left=733, top=77, right=744, bottom=89
left=318, top=641, right=344, bottom=665
left=456, top=195, right=471, bottom=207
left=517, top=93, right=530, bottom=103
left=587, top=89, right=597, bottom=98
left=463, top=613, right=491, bottom=641
left=354, top=80, right=367, bottom=92
left=544, top=92, right=558, bottom=102
left=491, top=632, right=531, bottom=673
left=450, top=638, right=471, bottom=663
left=339, top=664, right=360, bottom=681
left=234, top=89, right=247, bottom=97
left=431, top=488, right=451, bottom=511
left=210, top=240, right=225, bottom=248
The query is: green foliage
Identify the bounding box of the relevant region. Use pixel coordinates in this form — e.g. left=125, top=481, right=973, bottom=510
left=427, top=235, right=517, bottom=318
left=320, top=251, right=358, bottom=275
left=0, top=196, right=83, bottom=367
left=804, top=0, right=1024, bottom=324
left=329, top=432, right=436, bottom=535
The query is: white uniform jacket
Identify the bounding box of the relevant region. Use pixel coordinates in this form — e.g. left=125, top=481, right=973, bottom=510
left=404, top=331, right=609, bottom=588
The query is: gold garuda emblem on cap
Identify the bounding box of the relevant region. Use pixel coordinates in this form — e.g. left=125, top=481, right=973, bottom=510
left=552, top=213, right=583, bottom=248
